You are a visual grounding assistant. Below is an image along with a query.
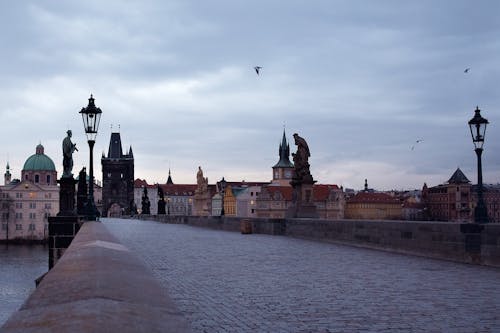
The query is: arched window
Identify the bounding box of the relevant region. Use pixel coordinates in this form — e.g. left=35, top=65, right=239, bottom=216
left=46, top=175, right=51, bottom=184
left=34, top=174, right=40, bottom=183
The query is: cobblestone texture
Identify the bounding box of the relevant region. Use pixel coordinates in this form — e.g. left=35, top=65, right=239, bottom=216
left=103, top=218, right=500, bottom=333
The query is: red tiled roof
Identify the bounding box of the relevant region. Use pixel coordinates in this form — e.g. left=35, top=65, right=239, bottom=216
left=313, top=184, right=341, bottom=201
left=347, top=192, right=401, bottom=204
left=159, top=184, right=197, bottom=196
left=134, top=179, right=149, bottom=187
left=262, top=184, right=341, bottom=201
left=265, top=186, right=293, bottom=200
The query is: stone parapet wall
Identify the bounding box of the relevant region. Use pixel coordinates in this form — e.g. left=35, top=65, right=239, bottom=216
left=135, top=215, right=500, bottom=267
left=1, top=221, right=191, bottom=333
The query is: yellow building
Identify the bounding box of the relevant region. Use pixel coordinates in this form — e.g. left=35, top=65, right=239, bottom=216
left=345, top=192, right=402, bottom=220
left=223, top=185, right=236, bottom=216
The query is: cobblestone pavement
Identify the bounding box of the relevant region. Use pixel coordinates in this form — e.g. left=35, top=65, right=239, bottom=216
left=103, top=218, right=500, bottom=333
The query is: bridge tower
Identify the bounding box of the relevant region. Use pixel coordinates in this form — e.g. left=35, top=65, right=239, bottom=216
left=101, top=132, right=134, bottom=217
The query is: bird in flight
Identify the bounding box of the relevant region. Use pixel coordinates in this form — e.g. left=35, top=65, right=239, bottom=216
left=464, top=68, right=470, bottom=73
left=254, top=66, right=262, bottom=75
left=411, top=139, right=423, bottom=151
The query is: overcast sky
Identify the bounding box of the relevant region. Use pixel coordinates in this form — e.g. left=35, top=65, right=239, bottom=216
left=2, top=0, right=500, bottom=190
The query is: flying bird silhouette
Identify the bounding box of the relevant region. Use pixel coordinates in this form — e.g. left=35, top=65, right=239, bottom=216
left=411, top=139, right=424, bottom=151
left=254, top=66, right=262, bottom=75
left=464, top=68, right=470, bottom=73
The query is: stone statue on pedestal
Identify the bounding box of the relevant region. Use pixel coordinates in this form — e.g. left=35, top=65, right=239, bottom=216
left=77, top=167, right=87, bottom=215
left=194, top=166, right=210, bottom=216
left=196, top=166, right=209, bottom=195
left=141, top=186, right=151, bottom=215
left=291, top=133, right=313, bottom=184
left=62, top=130, right=78, bottom=178
left=157, top=184, right=166, bottom=215
left=58, top=130, right=78, bottom=216
left=287, top=133, right=318, bottom=218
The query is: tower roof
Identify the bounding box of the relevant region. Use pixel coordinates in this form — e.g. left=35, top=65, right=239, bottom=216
left=105, top=132, right=133, bottom=159
left=447, top=168, right=470, bottom=184
left=272, top=129, right=294, bottom=168
left=107, top=133, right=123, bottom=158
left=166, top=169, right=173, bottom=184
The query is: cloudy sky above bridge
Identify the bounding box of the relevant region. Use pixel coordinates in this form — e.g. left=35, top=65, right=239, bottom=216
left=1, top=0, right=500, bottom=190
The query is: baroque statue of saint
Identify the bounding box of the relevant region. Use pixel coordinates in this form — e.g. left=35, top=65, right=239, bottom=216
left=196, top=166, right=208, bottom=194
left=62, top=130, right=78, bottom=178
left=291, top=133, right=312, bottom=182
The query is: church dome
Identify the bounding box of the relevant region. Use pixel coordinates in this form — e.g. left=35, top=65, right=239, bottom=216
left=22, top=144, right=56, bottom=171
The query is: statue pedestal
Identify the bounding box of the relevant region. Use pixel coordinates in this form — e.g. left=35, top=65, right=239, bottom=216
left=50, top=176, right=79, bottom=269
left=158, top=200, right=166, bottom=215
left=286, top=180, right=319, bottom=218
left=58, top=176, right=77, bottom=216
left=194, top=192, right=210, bottom=216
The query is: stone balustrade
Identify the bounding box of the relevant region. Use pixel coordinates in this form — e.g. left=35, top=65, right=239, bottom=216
left=1, top=221, right=191, bottom=333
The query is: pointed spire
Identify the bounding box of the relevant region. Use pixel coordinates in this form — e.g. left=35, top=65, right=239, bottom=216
left=107, top=133, right=124, bottom=158
left=166, top=168, right=173, bottom=184
left=129, top=146, right=134, bottom=158
left=273, top=128, right=293, bottom=168
left=4, top=161, right=11, bottom=185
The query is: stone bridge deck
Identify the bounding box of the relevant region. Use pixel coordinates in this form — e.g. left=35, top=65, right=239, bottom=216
left=104, top=218, right=500, bottom=333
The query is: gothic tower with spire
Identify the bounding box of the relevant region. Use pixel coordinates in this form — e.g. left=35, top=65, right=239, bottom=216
left=101, top=132, right=134, bottom=216
left=271, top=129, right=294, bottom=186
left=4, top=162, right=11, bottom=185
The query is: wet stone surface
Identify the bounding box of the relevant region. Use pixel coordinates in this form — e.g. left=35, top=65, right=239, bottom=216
left=103, top=218, right=500, bottom=333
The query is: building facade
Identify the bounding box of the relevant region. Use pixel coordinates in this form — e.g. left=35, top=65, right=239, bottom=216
left=133, top=179, right=197, bottom=216
left=422, top=168, right=473, bottom=222
left=0, top=144, right=59, bottom=241
left=422, top=168, right=500, bottom=223
left=345, top=192, right=403, bottom=220
left=256, top=184, right=344, bottom=219
left=101, top=132, right=134, bottom=217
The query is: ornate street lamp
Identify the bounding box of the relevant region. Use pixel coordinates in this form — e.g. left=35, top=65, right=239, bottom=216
left=79, top=94, right=102, bottom=221
left=468, top=106, right=489, bottom=223
left=220, top=177, right=227, bottom=216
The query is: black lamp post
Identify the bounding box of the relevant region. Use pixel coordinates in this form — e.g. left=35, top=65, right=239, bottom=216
left=468, top=106, right=489, bottom=224
left=79, top=94, right=102, bottom=221
left=220, top=177, right=227, bottom=216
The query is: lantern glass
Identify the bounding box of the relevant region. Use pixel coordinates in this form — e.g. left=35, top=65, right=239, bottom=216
left=79, top=95, right=102, bottom=141
left=468, top=107, right=488, bottom=150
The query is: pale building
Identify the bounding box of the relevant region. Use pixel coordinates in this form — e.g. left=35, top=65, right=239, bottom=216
left=0, top=144, right=59, bottom=241
left=235, top=185, right=262, bottom=217
left=133, top=178, right=196, bottom=215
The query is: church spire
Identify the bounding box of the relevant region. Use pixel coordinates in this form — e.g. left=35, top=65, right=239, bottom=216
left=4, top=162, right=11, bottom=185
left=273, top=128, right=294, bottom=168
left=166, top=168, right=173, bottom=185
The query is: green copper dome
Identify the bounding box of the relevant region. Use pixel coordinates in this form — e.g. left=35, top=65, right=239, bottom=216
left=22, top=144, right=56, bottom=171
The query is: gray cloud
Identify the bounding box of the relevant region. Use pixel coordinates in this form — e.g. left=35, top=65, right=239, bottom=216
left=1, top=0, right=499, bottom=191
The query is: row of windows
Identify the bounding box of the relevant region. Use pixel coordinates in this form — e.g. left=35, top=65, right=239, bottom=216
left=10, top=193, right=53, bottom=199
left=8, top=202, right=51, bottom=209
left=2, top=223, right=38, bottom=230
left=25, top=174, right=51, bottom=184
